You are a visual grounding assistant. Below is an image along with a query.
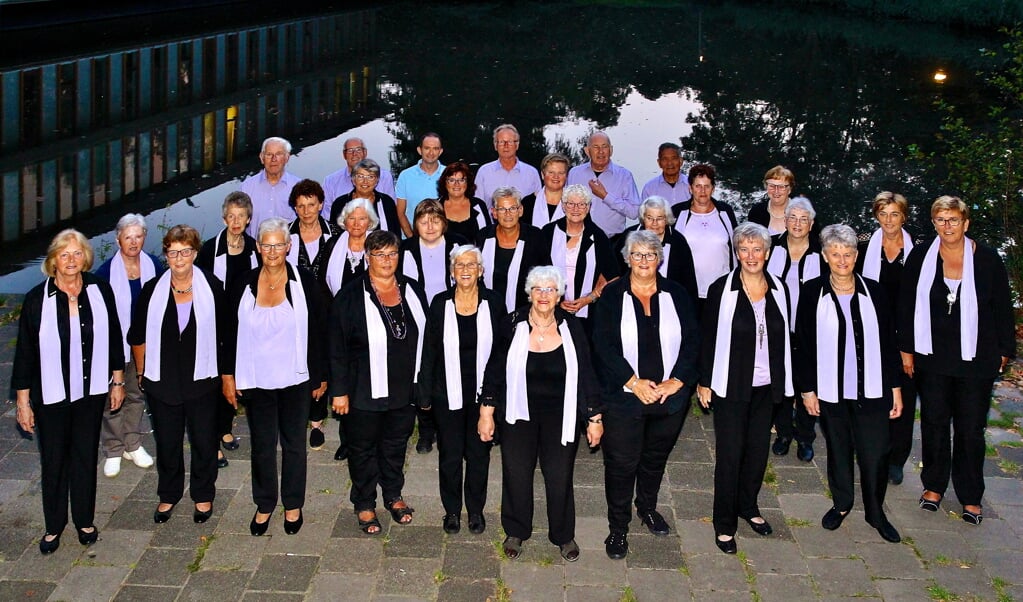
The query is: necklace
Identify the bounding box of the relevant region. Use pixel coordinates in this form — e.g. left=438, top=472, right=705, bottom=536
left=529, top=310, right=556, bottom=343
left=172, top=283, right=193, bottom=294
left=226, top=234, right=244, bottom=250
left=371, top=279, right=407, bottom=340
left=768, top=207, right=786, bottom=220
left=740, top=274, right=768, bottom=349
left=946, top=282, right=960, bottom=315
left=829, top=276, right=855, bottom=295
left=263, top=269, right=286, bottom=291
left=346, top=249, right=364, bottom=274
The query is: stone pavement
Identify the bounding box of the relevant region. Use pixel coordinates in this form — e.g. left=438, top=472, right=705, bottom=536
left=0, top=293, right=1022, bottom=601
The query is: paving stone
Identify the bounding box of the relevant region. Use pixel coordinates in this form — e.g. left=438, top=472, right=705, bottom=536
left=48, top=565, right=131, bottom=601
left=436, top=577, right=496, bottom=602
left=77, top=528, right=152, bottom=567
left=0, top=478, right=30, bottom=506
left=247, top=554, right=319, bottom=593
left=375, top=556, right=440, bottom=598
left=0, top=525, right=35, bottom=562
left=318, top=537, right=383, bottom=574
left=202, top=533, right=268, bottom=571
left=179, top=568, right=251, bottom=601
left=574, top=484, right=608, bottom=518
left=104, top=500, right=158, bottom=532
left=626, top=567, right=692, bottom=601
left=442, top=541, right=500, bottom=580
left=773, top=465, right=826, bottom=495
left=970, top=548, right=1023, bottom=583
left=675, top=520, right=720, bottom=555
left=565, top=584, right=623, bottom=601
left=125, top=471, right=161, bottom=501
left=0, top=452, right=40, bottom=480
left=684, top=551, right=750, bottom=592
left=622, top=532, right=683, bottom=570
left=499, top=562, right=565, bottom=600
left=0, top=579, right=56, bottom=600
left=241, top=592, right=305, bottom=601
left=926, top=564, right=999, bottom=600
left=806, top=557, right=879, bottom=598
left=384, top=525, right=443, bottom=558
left=670, top=490, right=714, bottom=521
left=754, top=573, right=817, bottom=602
left=564, top=547, right=627, bottom=585
left=740, top=538, right=809, bottom=575
left=665, top=462, right=714, bottom=492
left=307, top=572, right=376, bottom=601
left=149, top=519, right=218, bottom=548
left=959, top=517, right=1021, bottom=550
left=871, top=578, right=935, bottom=602
left=791, top=522, right=867, bottom=558
left=125, top=547, right=196, bottom=586
left=855, top=541, right=926, bottom=579
left=112, top=585, right=181, bottom=602
left=909, top=529, right=970, bottom=563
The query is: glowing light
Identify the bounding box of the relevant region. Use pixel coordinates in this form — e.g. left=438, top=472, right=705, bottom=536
left=933, top=69, right=948, bottom=83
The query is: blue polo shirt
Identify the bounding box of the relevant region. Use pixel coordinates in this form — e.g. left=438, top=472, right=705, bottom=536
left=396, top=161, right=444, bottom=222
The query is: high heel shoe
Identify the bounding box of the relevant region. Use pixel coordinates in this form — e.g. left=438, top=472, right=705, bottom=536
left=250, top=511, right=271, bottom=536
left=193, top=505, right=213, bottom=523
left=77, top=527, right=99, bottom=546
left=284, top=510, right=303, bottom=535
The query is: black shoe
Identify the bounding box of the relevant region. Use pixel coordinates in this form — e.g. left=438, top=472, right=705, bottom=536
left=744, top=516, right=773, bottom=536
left=962, top=508, right=983, bottom=525
left=77, top=527, right=98, bottom=545
left=39, top=533, right=60, bottom=555
left=309, top=427, right=325, bottom=450
left=796, top=442, right=815, bottom=462
left=193, top=506, right=213, bottom=523
left=468, top=513, right=486, bottom=534
left=250, top=512, right=271, bottom=536
left=334, top=446, right=348, bottom=461
left=416, top=438, right=433, bottom=454
left=443, top=513, right=461, bottom=534
left=876, top=517, right=901, bottom=543
left=638, top=509, right=670, bottom=536
left=821, top=507, right=848, bottom=531
left=559, top=540, right=580, bottom=562
left=217, top=453, right=229, bottom=469
left=888, top=464, right=904, bottom=485
left=918, top=492, right=942, bottom=512
left=284, top=510, right=303, bottom=535
left=604, top=531, right=628, bottom=559
left=153, top=504, right=175, bottom=524
left=221, top=435, right=240, bottom=451
left=502, top=536, right=522, bottom=560
left=715, top=535, right=737, bottom=554
left=772, top=436, right=792, bottom=456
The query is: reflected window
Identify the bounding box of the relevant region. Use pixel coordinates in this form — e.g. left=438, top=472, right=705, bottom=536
left=92, top=57, right=108, bottom=127
left=21, top=68, right=41, bottom=147
left=57, top=62, right=76, bottom=136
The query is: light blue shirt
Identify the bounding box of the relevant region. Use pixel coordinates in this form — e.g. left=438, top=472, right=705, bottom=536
left=240, top=170, right=302, bottom=238
left=566, top=161, right=640, bottom=235
left=321, top=166, right=396, bottom=220
left=474, top=158, right=541, bottom=209
left=396, top=162, right=445, bottom=222
left=641, top=174, right=691, bottom=206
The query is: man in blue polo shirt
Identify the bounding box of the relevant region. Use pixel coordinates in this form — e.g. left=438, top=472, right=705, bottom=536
left=395, top=133, right=444, bottom=237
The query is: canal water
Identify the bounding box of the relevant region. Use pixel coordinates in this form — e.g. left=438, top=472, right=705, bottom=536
left=0, top=1, right=997, bottom=292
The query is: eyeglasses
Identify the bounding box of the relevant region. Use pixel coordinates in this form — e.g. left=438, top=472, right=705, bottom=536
left=933, top=217, right=963, bottom=227
left=353, top=173, right=377, bottom=181
left=343, top=146, right=366, bottom=155
left=785, top=216, right=811, bottom=225
left=564, top=201, right=588, bottom=209
left=262, top=152, right=288, bottom=160
left=494, top=206, right=520, bottom=213
left=258, top=243, right=288, bottom=252
left=166, top=248, right=196, bottom=259
left=496, top=140, right=519, bottom=146
left=446, top=177, right=467, bottom=185
left=629, top=252, right=659, bottom=263
left=531, top=286, right=558, bottom=295
left=644, top=215, right=666, bottom=223
left=543, top=170, right=567, bottom=178
left=370, top=251, right=399, bottom=260
left=766, top=183, right=790, bottom=191
left=454, top=262, right=479, bottom=270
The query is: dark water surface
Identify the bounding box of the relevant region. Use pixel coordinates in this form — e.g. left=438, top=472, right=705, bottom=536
left=0, top=1, right=998, bottom=292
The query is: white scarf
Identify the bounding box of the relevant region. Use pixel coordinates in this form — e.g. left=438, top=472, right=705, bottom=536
left=213, top=229, right=258, bottom=283
left=863, top=228, right=913, bottom=281
left=504, top=319, right=580, bottom=445
left=143, top=267, right=218, bottom=382
left=482, top=236, right=526, bottom=312
left=913, top=236, right=978, bottom=361
left=551, top=226, right=596, bottom=318
left=108, top=251, right=157, bottom=360
left=765, top=242, right=822, bottom=284
left=659, top=239, right=672, bottom=279
left=376, top=196, right=391, bottom=233
left=529, top=190, right=564, bottom=229
left=39, top=281, right=110, bottom=404
left=815, top=276, right=883, bottom=402
left=234, top=269, right=310, bottom=389
left=364, top=282, right=427, bottom=398
left=621, top=289, right=682, bottom=386
left=710, top=271, right=793, bottom=398
left=324, top=231, right=364, bottom=296
left=442, top=298, right=493, bottom=410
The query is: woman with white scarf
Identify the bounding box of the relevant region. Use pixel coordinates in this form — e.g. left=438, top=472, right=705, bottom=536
left=285, top=179, right=338, bottom=281
left=196, top=191, right=260, bottom=465
left=612, top=197, right=699, bottom=302
left=899, top=196, right=1014, bottom=526
left=855, top=191, right=917, bottom=485
left=127, top=225, right=225, bottom=525
left=13, top=230, right=125, bottom=554
left=328, top=159, right=402, bottom=237
left=520, top=153, right=569, bottom=229
left=696, top=222, right=793, bottom=555
left=222, top=217, right=328, bottom=537
left=329, top=230, right=429, bottom=535
left=592, top=230, right=699, bottom=560
left=765, top=197, right=826, bottom=463
left=796, top=224, right=903, bottom=544
left=94, top=213, right=163, bottom=478
left=478, top=266, right=604, bottom=563
left=419, top=245, right=505, bottom=535
left=476, top=187, right=542, bottom=313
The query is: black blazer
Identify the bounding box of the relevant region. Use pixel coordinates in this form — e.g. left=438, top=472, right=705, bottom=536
left=591, top=275, right=700, bottom=417
left=127, top=268, right=226, bottom=402
left=698, top=270, right=791, bottom=405
left=747, top=199, right=823, bottom=239
left=475, top=223, right=543, bottom=312
left=288, top=215, right=339, bottom=281
left=794, top=276, right=899, bottom=413
left=196, top=229, right=261, bottom=292
left=537, top=218, right=620, bottom=299
left=329, top=191, right=403, bottom=237
left=612, top=225, right=699, bottom=302
left=12, top=272, right=124, bottom=407
left=419, top=286, right=507, bottom=410
left=444, top=197, right=492, bottom=243
left=398, top=234, right=467, bottom=299
left=670, top=198, right=739, bottom=271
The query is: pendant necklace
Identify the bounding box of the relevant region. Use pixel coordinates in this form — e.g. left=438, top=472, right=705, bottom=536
left=741, top=274, right=767, bottom=349
left=946, top=282, right=959, bottom=315
left=529, top=311, right=555, bottom=343
left=265, top=270, right=286, bottom=291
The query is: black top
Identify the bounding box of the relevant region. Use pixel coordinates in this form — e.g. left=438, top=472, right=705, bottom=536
left=521, top=192, right=561, bottom=226
left=398, top=234, right=468, bottom=303
left=317, top=234, right=368, bottom=305
left=444, top=197, right=492, bottom=243
left=612, top=225, right=699, bottom=302
left=329, top=191, right=403, bottom=237
left=526, top=348, right=567, bottom=414
left=288, top=215, right=340, bottom=281
left=475, top=223, right=543, bottom=312
left=126, top=268, right=226, bottom=401
left=196, top=229, right=261, bottom=292
left=456, top=313, right=478, bottom=406
left=854, top=231, right=913, bottom=318
left=897, top=238, right=1015, bottom=378
left=12, top=272, right=125, bottom=408
left=536, top=218, right=620, bottom=301
left=747, top=200, right=823, bottom=240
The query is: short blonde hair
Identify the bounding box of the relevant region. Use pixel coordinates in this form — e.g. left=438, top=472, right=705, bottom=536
left=42, top=229, right=94, bottom=277
left=930, top=195, right=969, bottom=221
left=763, top=165, right=795, bottom=187
left=871, top=192, right=909, bottom=218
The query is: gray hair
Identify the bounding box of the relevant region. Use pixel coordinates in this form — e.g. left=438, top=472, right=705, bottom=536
left=640, top=196, right=676, bottom=226
left=116, top=213, right=147, bottom=235
left=493, top=124, right=520, bottom=143
left=562, top=184, right=592, bottom=207
left=449, top=244, right=484, bottom=273
left=353, top=158, right=380, bottom=177
left=786, top=196, right=816, bottom=220
left=588, top=130, right=612, bottom=146
left=260, top=136, right=292, bottom=154
left=257, top=217, right=290, bottom=242
left=222, top=191, right=253, bottom=219
left=820, top=224, right=859, bottom=251
left=492, top=186, right=523, bottom=205
left=524, top=265, right=566, bottom=297
left=337, top=197, right=381, bottom=231
left=732, top=222, right=771, bottom=250
left=622, top=230, right=664, bottom=264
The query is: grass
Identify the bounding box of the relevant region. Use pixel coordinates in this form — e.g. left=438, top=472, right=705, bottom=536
left=986, top=443, right=999, bottom=457
left=785, top=517, right=813, bottom=527
left=736, top=550, right=756, bottom=586
left=536, top=554, right=554, bottom=567
left=992, top=577, right=1013, bottom=602
left=1000, top=440, right=1023, bottom=448
left=989, top=411, right=1021, bottom=429
left=619, top=586, right=638, bottom=602
left=187, top=535, right=214, bottom=572
left=0, top=304, right=21, bottom=328
left=433, top=570, right=448, bottom=584
left=926, top=582, right=960, bottom=601
left=488, top=579, right=512, bottom=602
left=998, top=459, right=1020, bottom=475
left=762, top=461, right=778, bottom=490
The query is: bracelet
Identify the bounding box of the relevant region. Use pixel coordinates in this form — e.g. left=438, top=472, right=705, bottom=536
left=588, top=417, right=602, bottom=424
left=111, top=381, right=125, bottom=387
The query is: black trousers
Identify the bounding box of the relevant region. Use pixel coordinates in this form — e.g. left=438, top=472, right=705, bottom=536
left=772, top=395, right=817, bottom=444
left=214, top=390, right=236, bottom=440
left=435, top=402, right=491, bottom=515
left=712, top=385, right=772, bottom=537
left=500, top=413, right=579, bottom=546
left=148, top=388, right=219, bottom=505
left=917, top=370, right=994, bottom=506
left=308, top=395, right=348, bottom=450
left=819, top=399, right=890, bottom=527
left=242, top=382, right=310, bottom=512
left=888, top=371, right=918, bottom=469
left=416, top=407, right=437, bottom=443
left=35, top=394, right=105, bottom=535
left=603, top=407, right=687, bottom=533
left=345, top=404, right=415, bottom=511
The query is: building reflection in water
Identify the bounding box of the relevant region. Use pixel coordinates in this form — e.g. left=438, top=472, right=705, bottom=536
left=0, top=9, right=383, bottom=246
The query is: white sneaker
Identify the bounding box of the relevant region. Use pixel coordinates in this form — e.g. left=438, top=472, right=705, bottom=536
left=123, top=446, right=154, bottom=468
left=103, top=457, right=121, bottom=478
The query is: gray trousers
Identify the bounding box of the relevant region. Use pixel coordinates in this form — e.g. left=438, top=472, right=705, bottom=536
left=101, top=358, right=146, bottom=457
